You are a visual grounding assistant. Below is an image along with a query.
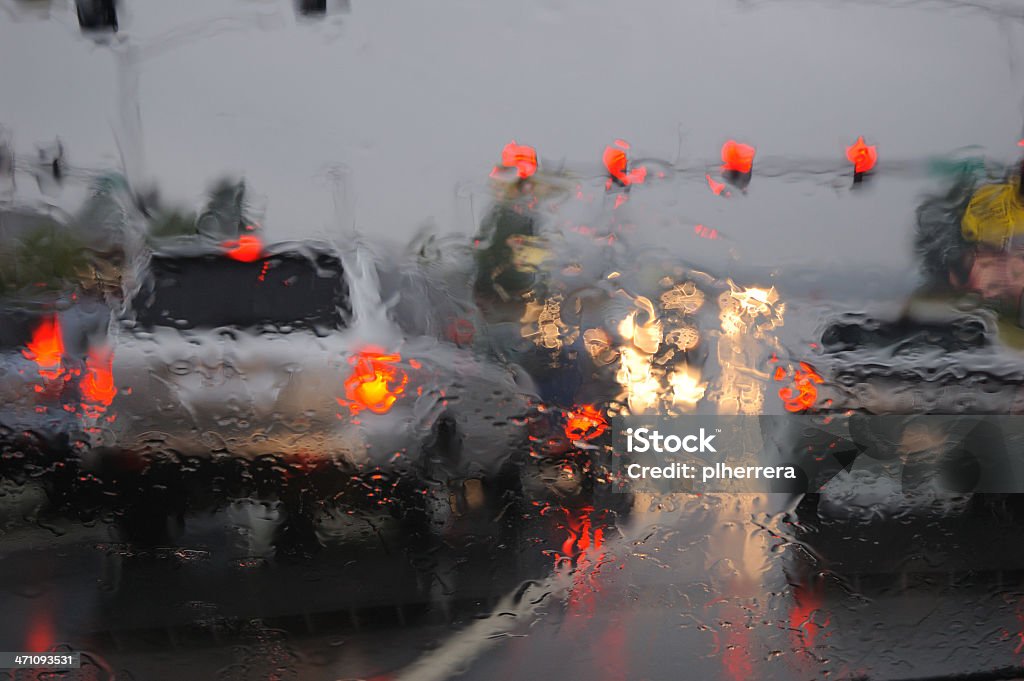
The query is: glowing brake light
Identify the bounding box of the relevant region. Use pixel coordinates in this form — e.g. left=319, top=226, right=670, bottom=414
left=846, top=136, right=878, bottom=175
left=776, top=362, right=823, bottom=413
left=22, top=315, right=64, bottom=380
left=222, top=234, right=263, bottom=262
left=789, top=580, right=829, bottom=652
left=341, top=350, right=408, bottom=415
left=564, top=404, right=608, bottom=441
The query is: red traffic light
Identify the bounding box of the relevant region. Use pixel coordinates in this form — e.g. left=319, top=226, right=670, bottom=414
left=846, top=136, right=878, bottom=174
left=602, top=140, right=647, bottom=188
left=721, top=140, right=755, bottom=174
left=491, top=141, right=538, bottom=179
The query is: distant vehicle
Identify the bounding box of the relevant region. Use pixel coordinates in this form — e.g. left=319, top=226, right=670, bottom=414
left=0, top=171, right=146, bottom=445
left=769, top=308, right=1024, bottom=527
left=771, top=161, right=1024, bottom=530
left=0, top=296, right=110, bottom=447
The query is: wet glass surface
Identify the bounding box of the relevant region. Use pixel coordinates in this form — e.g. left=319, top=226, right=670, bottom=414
left=3, top=1, right=1024, bottom=680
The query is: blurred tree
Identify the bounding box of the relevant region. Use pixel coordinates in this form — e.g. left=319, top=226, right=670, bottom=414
left=473, top=174, right=568, bottom=323
left=0, top=218, right=88, bottom=297
left=196, top=179, right=253, bottom=240
left=147, top=209, right=198, bottom=240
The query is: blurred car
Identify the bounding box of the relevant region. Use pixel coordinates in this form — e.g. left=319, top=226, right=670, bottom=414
left=78, top=237, right=545, bottom=542
left=0, top=296, right=111, bottom=445
left=770, top=163, right=1024, bottom=532
left=769, top=308, right=1024, bottom=527
left=0, top=199, right=121, bottom=447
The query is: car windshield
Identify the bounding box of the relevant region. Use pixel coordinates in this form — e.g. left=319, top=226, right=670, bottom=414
left=132, top=252, right=349, bottom=331
left=7, top=1, right=1024, bottom=680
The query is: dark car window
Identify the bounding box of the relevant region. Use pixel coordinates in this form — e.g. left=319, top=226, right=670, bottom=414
left=0, top=308, right=49, bottom=351
left=820, top=316, right=989, bottom=354
left=0, top=299, right=109, bottom=354
left=132, top=252, right=349, bottom=332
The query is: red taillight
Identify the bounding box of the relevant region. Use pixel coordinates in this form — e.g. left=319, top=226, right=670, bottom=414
left=22, top=314, right=64, bottom=380
left=776, top=361, right=823, bottom=413
left=340, top=350, right=408, bottom=415
left=564, top=404, right=608, bottom=441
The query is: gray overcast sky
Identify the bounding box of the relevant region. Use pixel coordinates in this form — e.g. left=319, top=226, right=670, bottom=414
left=1, top=0, right=1023, bottom=272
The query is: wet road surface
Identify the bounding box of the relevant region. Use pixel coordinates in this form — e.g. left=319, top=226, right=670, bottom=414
left=6, top=487, right=1024, bottom=680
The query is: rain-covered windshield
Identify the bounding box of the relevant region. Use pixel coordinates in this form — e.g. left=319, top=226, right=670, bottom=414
left=5, top=1, right=1024, bottom=680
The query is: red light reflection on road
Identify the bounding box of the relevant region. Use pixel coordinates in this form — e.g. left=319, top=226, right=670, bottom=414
left=722, top=629, right=753, bottom=681
left=558, top=505, right=604, bottom=563
left=789, top=579, right=829, bottom=651
left=705, top=591, right=754, bottom=681
left=554, top=505, right=613, bottom=621
left=694, top=224, right=719, bottom=240
left=80, top=347, right=117, bottom=418
left=1002, top=595, right=1024, bottom=657
left=25, top=605, right=54, bottom=653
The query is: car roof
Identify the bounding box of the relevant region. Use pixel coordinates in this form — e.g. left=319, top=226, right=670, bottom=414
left=146, top=235, right=343, bottom=261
